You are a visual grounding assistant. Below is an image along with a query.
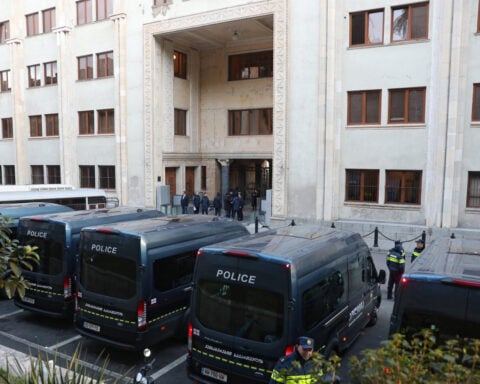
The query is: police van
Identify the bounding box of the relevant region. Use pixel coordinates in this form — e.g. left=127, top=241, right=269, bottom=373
left=74, top=215, right=249, bottom=351
left=389, top=237, right=480, bottom=340
left=14, top=207, right=164, bottom=318
left=187, top=224, right=386, bottom=384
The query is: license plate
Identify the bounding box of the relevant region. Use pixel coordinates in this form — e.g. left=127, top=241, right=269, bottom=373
left=201, top=367, right=227, bottom=383
left=22, top=297, right=35, bottom=304
left=83, top=321, right=101, bottom=333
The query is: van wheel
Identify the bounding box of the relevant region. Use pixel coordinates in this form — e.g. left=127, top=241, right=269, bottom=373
left=367, top=307, right=378, bottom=327
left=323, top=340, right=339, bottom=360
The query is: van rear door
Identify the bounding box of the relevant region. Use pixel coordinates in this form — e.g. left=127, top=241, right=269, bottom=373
left=189, top=249, right=291, bottom=383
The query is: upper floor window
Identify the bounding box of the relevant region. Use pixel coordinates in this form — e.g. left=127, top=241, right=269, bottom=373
left=173, top=51, right=187, bottom=79
left=98, top=109, right=114, bottom=134
left=47, top=165, right=61, bottom=184
left=391, top=2, right=429, bottom=42
left=77, top=0, right=93, bottom=25
left=46, top=113, right=59, bottom=136
left=0, top=21, right=9, bottom=43
left=0, top=70, right=11, bottom=92
left=345, top=169, right=379, bottom=203
left=99, top=165, right=116, bottom=189
left=467, top=171, right=480, bottom=208
left=31, top=165, right=44, bottom=184
left=385, top=170, right=422, bottom=204
left=80, top=165, right=95, bottom=188
left=228, top=50, right=273, bottom=81
left=347, top=90, right=381, bottom=125
left=78, top=55, right=93, bottom=80
left=42, top=8, right=56, bottom=33
left=97, top=0, right=113, bottom=21
left=97, top=51, right=113, bottom=78
left=350, top=9, right=384, bottom=46
left=174, top=108, right=187, bottom=136
left=1, top=117, right=13, bottom=139
left=26, top=13, right=39, bottom=36
left=388, top=87, right=426, bottom=124
left=473, top=84, right=480, bottom=122
left=79, top=110, right=94, bottom=134
left=28, top=64, right=41, bottom=87
left=228, top=108, right=273, bottom=136
left=44, top=61, right=57, bottom=85
left=29, top=115, right=42, bottom=137
left=4, top=165, right=15, bottom=185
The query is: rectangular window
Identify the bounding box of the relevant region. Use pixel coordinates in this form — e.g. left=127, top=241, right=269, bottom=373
left=78, top=110, right=94, bottom=135
left=77, top=0, right=92, bottom=25
left=174, top=108, right=187, bottom=135
left=345, top=169, right=379, bottom=202
left=42, top=8, right=55, bottom=33
left=467, top=172, right=480, bottom=208
left=350, top=9, right=384, bottom=46
left=0, top=21, right=9, bottom=43
left=97, top=0, right=113, bottom=21
left=45, top=113, right=59, bottom=136
left=348, top=90, right=381, bottom=125
left=47, top=165, right=61, bottom=184
left=44, top=61, right=57, bottom=85
left=99, top=165, right=116, bottom=189
left=28, top=64, right=41, bottom=87
left=473, top=84, right=480, bottom=122
left=97, top=51, right=113, bottom=78
left=385, top=170, right=422, bottom=204
left=80, top=165, right=95, bottom=188
left=0, top=70, right=10, bottom=91
left=153, top=251, right=196, bottom=291
left=98, top=109, right=114, bottom=134
left=26, top=13, right=39, bottom=36
left=173, top=50, right=187, bottom=79
left=229, top=50, right=273, bottom=81
left=388, top=87, right=426, bottom=123
left=4, top=165, right=15, bottom=184
left=29, top=115, right=42, bottom=137
left=392, top=2, right=429, bottom=42
left=2, top=118, right=13, bottom=139
left=228, top=108, right=273, bottom=135
left=201, top=166, right=206, bottom=190
left=31, top=165, right=44, bottom=184
left=78, top=55, right=93, bottom=80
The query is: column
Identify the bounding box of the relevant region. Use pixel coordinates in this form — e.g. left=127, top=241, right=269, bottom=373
left=217, top=159, right=231, bottom=200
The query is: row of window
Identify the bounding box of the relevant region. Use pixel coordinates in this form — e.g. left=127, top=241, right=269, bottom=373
left=346, top=169, right=480, bottom=208
left=0, top=164, right=116, bottom=190
left=27, top=62, right=57, bottom=87
left=25, top=8, right=56, bottom=36
left=1, top=109, right=114, bottom=139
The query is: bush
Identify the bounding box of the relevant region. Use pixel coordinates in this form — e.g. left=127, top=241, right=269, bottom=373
left=349, top=329, right=480, bottom=384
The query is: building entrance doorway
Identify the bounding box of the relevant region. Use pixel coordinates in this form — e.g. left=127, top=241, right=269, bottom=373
left=229, top=159, right=271, bottom=204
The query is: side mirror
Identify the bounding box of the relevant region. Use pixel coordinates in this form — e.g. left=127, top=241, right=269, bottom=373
left=378, top=269, right=386, bottom=284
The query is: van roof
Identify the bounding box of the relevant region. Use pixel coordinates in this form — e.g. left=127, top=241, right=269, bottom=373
left=406, top=237, right=480, bottom=283
left=200, top=224, right=364, bottom=276
left=0, top=202, right=72, bottom=219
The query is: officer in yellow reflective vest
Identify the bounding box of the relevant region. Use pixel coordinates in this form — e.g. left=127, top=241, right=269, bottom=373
left=270, top=337, right=320, bottom=384
left=411, top=239, right=425, bottom=263
left=386, top=240, right=406, bottom=300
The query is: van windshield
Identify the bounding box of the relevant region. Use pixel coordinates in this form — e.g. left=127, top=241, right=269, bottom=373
left=196, top=280, right=284, bottom=343
left=80, top=252, right=137, bottom=299
left=22, top=237, right=63, bottom=276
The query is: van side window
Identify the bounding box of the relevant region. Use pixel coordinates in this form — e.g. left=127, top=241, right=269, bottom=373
left=302, top=270, right=346, bottom=330
left=153, top=251, right=196, bottom=291
left=349, top=255, right=364, bottom=293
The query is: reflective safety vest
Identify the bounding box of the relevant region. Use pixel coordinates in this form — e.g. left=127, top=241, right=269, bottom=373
left=386, top=249, right=406, bottom=271
left=270, top=351, right=321, bottom=384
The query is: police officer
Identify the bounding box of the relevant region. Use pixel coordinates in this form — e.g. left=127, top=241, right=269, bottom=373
left=411, top=239, right=425, bottom=263
left=270, top=336, right=320, bottom=384
left=386, top=240, right=406, bottom=300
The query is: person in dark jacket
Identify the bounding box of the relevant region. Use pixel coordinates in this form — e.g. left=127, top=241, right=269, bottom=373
left=201, top=193, right=210, bottom=215
left=232, top=192, right=244, bottom=221
left=180, top=191, right=189, bottom=214
left=386, top=240, right=406, bottom=300
left=251, top=189, right=258, bottom=212
left=213, top=192, right=222, bottom=216
left=270, top=336, right=319, bottom=384
left=192, top=192, right=201, bottom=214
left=411, top=239, right=425, bottom=263
left=224, top=191, right=233, bottom=218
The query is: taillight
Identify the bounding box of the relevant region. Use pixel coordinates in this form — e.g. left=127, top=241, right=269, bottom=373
left=63, top=276, right=72, bottom=300
left=284, top=344, right=295, bottom=355
left=187, top=322, right=193, bottom=353
left=401, top=277, right=408, bottom=284
left=137, top=300, right=147, bottom=331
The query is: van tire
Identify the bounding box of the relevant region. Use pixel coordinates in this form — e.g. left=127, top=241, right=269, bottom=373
left=367, top=307, right=378, bottom=327
left=323, top=339, right=340, bottom=359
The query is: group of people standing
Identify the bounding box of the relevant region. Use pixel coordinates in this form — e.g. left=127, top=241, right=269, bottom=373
left=386, top=238, right=425, bottom=300
left=179, top=188, right=259, bottom=221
